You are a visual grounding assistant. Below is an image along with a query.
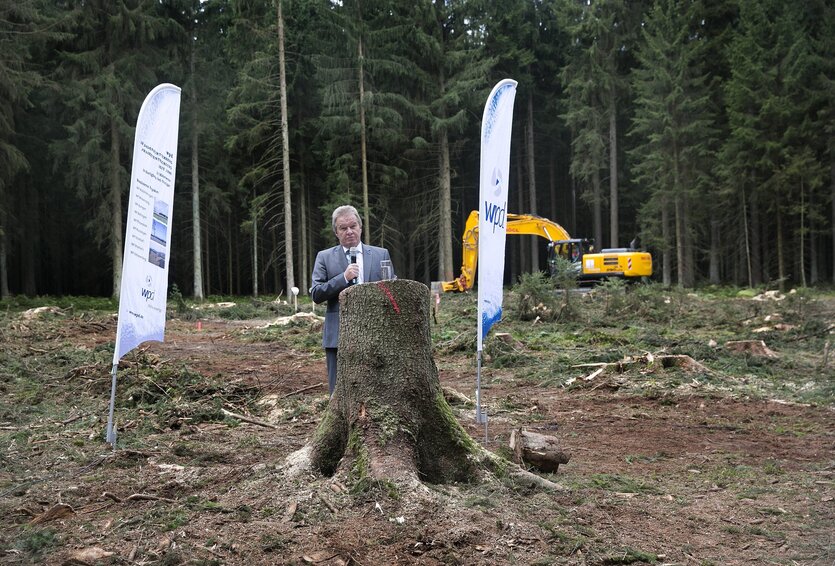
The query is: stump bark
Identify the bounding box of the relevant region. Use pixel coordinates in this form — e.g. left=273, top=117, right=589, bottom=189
left=309, top=279, right=480, bottom=486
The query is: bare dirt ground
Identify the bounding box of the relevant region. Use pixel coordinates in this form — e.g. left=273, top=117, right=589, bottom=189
left=1, top=295, right=833, bottom=565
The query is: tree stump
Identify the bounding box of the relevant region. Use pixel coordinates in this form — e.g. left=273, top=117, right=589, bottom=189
left=725, top=339, right=778, bottom=358
left=509, top=429, right=570, bottom=473
left=295, top=279, right=562, bottom=492
left=310, top=279, right=480, bottom=487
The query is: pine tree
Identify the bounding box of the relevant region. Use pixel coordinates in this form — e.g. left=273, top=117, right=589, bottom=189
left=559, top=0, right=630, bottom=249
left=630, top=0, right=717, bottom=287
left=52, top=0, right=181, bottom=297
left=0, top=1, right=63, bottom=296
left=721, top=0, right=827, bottom=288
left=406, top=0, right=492, bottom=282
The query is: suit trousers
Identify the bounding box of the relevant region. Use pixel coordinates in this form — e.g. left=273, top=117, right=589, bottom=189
left=326, top=347, right=338, bottom=395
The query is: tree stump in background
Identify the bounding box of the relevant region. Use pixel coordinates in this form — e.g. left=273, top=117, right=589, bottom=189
left=310, top=279, right=479, bottom=487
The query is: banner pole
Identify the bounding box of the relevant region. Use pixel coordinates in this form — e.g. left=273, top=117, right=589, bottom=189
left=105, top=363, right=118, bottom=448
left=476, top=349, right=487, bottom=441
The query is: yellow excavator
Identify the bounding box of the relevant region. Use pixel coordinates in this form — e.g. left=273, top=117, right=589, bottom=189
left=441, top=210, right=652, bottom=292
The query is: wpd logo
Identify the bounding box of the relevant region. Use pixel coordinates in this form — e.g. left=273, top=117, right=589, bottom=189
left=141, top=275, right=155, bottom=302
left=491, top=167, right=503, bottom=197
left=484, top=167, right=506, bottom=233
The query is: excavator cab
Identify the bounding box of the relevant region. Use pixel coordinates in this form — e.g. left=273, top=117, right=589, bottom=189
left=547, top=239, right=593, bottom=278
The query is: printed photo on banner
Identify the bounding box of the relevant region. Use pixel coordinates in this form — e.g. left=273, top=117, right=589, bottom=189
left=148, top=245, right=166, bottom=268
left=151, top=219, right=167, bottom=246
left=153, top=198, right=169, bottom=224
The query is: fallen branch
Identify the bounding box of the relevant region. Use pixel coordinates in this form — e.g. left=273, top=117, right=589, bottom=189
left=62, top=364, right=103, bottom=380
left=61, top=414, right=85, bottom=426
left=317, top=492, right=337, bottom=513
left=785, top=323, right=835, bottom=343
left=221, top=408, right=277, bottom=429
left=583, top=367, right=606, bottom=381
left=125, top=493, right=176, bottom=503
left=102, top=492, right=122, bottom=503
left=281, top=382, right=324, bottom=399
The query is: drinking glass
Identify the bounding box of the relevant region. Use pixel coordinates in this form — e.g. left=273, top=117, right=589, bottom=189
left=380, top=259, right=393, bottom=280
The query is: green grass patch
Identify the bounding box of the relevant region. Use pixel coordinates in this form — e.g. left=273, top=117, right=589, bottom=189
left=13, top=527, right=59, bottom=559
left=601, top=547, right=658, bottom=564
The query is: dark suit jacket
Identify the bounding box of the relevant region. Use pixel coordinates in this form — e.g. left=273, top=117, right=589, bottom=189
left=310, top=244, right=393, bottom=348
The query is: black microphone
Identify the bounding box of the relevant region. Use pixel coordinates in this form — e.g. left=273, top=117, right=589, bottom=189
left=349, top=247, right=358, bottom=284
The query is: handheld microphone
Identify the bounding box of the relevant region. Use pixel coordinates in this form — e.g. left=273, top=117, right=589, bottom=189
left=349, top=247, right=358, bottom=284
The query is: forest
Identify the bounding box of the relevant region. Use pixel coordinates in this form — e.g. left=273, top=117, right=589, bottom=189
left=1, top=0, right=833, bottom=299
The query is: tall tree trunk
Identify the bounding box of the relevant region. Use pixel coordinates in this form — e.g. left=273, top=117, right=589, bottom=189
left=278, top=0, right=294, bottom=293
left=0, top=202, right=8, bottom=298
left=438, top=130, right=453, bottom=281
left=358, top=34, right=370, bottom=243
left=776, top=206, right=785, bottom=291
left=422, top=231, right=430, bottom=284
left=592, top=167, right=602, bottom=249
left=608, top=100, right=618, bottom=248
left=741, top=186, right=753, bottom=287
left=799, top=178, right=806, bottom=287
left=227, top=214, right=233, bottom=295
left=661, top=194, right=671, bottom=286
left=526, top=91, right=538, bottom=272
left=252, top=212, right=258, bottom=297
left=191, top=127, right=203, bottom=299
left=709, top=218, right=720, bottom=285
left=831, top=155, right=834, bottom=283
left=110, top=117, right=123, bottom=298
left=674, top=194, right=685, bottom=287
left=271, top=226, right=279, bottom=294
left=22, top=186, right=36, bottom=296
left=808, top=180, right=818, bottom=284
left=682, top=193, right=694, bottom=287
left=750, top=189, right=763, bottom=286
left=300, top=170, right=309, bottom=295
left=809, top=230, right=818, bottom=285
left=191, top=42, right=204, bottom=300
left=570, top=160, right=577, bottom=235
left=516, top=148, right=526, bottom=277
left=549, top=151, right=556, bottom=222
left=204, top=215, right=210, bottom=295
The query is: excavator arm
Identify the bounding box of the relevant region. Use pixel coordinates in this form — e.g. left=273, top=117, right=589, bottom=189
left=441, top=211, right=572, bottom=292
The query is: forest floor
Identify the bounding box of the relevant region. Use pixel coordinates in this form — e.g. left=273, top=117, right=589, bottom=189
left=0, top=284, right=833, bottom=565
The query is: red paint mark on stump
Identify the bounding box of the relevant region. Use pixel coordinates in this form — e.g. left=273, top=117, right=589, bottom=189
left=376, top=282, right=401, bottom=314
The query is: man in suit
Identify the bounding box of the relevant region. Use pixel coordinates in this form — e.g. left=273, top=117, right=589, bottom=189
left=310, top=205, right=394, bottom=395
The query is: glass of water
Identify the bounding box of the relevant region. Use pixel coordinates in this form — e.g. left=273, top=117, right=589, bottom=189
left=380, top=259, right=393, bottom=280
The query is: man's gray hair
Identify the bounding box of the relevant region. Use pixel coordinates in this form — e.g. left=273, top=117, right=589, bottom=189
left=332, top=205, right=362, bottom=233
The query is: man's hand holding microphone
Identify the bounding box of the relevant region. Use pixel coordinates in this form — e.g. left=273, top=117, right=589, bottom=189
left=345, top=247, right=359, bottom=284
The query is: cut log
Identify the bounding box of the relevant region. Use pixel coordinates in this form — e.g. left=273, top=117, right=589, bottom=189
left=509, top=428, right=570, bottom=473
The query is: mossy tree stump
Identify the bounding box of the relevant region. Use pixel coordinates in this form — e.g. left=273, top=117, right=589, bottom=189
left=310, top=279, right=479, bottom=486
